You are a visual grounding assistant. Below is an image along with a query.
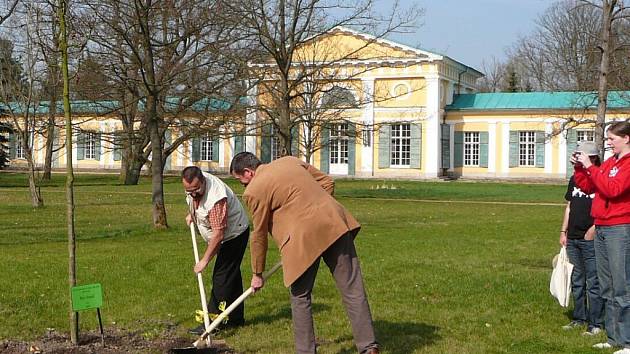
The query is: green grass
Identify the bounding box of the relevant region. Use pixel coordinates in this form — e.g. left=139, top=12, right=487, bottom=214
left=0, top=172, right=599, bottom=353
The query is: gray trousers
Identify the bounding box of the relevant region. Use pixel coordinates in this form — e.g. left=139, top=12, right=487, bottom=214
left=290, top=232, right=378, bottom=354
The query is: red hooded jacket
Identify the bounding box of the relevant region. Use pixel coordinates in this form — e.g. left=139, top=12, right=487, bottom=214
left=574, top=153, right=630, bottom=226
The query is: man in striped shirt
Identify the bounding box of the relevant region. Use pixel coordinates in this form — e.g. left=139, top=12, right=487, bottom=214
left=182, top=166, right=250, bottom=335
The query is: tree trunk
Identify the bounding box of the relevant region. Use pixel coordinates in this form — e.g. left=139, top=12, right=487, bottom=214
left=119, top=146, right=144, bottom=185
left=595, top=0, right=615, bottom=157
left=43, top=14, right=60, bottom=181
left=137, top=0, right=168, bottom=228
left=26, top=151, right=43, bottom=207
left=58, top=0, right=78, bottom=344
left=148, top=100, right=168, bottom=228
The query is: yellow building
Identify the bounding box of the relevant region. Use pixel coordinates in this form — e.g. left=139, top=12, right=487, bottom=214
left=4, top=27, right=626, bottom=180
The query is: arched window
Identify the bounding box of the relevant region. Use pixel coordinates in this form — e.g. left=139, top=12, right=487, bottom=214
left=321, top=86, right=356, bottom=108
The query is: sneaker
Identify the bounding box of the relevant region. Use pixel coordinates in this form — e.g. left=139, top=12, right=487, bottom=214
left=583, top=327, right=603, bottom=336
left=593, top=342, right=613, bottom=349
left=613, top=349, right=630, bottom=354
left=562, top=320, right=586, bottom=330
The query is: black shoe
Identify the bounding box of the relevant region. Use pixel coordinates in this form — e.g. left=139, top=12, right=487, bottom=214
left=188, top=319, right=245, bottom=335
left=188, top=323, right=206, bottom=335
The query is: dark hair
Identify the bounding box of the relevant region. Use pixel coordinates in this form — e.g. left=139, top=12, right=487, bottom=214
left=590, top=155, right=602, bottom=167
left=230, top=152, right=262, bottom=174
left=182, top=165, right=203, bottom=183
left=608, top=121, right=630, bottom=139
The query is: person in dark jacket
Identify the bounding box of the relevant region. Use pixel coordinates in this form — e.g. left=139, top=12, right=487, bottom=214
left=560, top=141, right=604, bottom=336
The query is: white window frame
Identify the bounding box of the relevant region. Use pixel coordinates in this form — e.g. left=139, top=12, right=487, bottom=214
left=15, top=134, right=25, bottom=159
left=200, top=134, right=213, bottom=161
left=577, top=130, right=595, bottom=142
left=390, top=124, right=411, bottom=167
left=85, top=132, right=97, bottom=160
left=463, top=132, right=480, bottom=167
left=329, top=123, right=349, bottom=165
left=519, top=131, right=536, bottom=167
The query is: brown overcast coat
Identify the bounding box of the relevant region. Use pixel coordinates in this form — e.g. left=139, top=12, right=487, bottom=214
left=242, top=156, right=361, bottom=287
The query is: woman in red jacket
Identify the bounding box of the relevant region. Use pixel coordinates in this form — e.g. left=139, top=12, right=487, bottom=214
left=573, top=121, right=630, bottom=353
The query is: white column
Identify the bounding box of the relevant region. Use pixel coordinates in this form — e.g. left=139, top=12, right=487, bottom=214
left=218, top=130, right=225, bottom=169
left=488, top=122, right=497, bottom=173
left=361, top=78, right=375, bottom=174
left=99, top=121, right=106, bottom=168
left=245, top=82, right=258, bottom=153
left=424, top=75, right=440, bottom=177
left=545, top=123, right=553, bottom=174
left=501, top=122, right=510, bottom=174
left=36, top=132, right=43, bottom=166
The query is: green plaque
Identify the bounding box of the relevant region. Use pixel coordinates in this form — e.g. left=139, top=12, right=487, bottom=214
left=71, top=283, right=103, bottom=311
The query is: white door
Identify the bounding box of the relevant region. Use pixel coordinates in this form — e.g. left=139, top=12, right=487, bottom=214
left=329, top=123, right=349, bottom=175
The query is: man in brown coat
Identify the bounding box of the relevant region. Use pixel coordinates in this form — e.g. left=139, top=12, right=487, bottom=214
left=230, top=152, right=379, bottom=354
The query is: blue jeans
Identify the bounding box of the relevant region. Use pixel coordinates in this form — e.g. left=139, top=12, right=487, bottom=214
left=566, top=238, right=604, bottom=328
left=595, top=224, right=630, bottom=347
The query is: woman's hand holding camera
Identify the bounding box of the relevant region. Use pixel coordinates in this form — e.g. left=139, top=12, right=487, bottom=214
left=571, top=152, right=593, bottom=168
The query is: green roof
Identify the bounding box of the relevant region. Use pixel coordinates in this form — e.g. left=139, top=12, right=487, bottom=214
left=446, top=91, right=630, bottom=111
left=0, top=97, right=237, bottom=115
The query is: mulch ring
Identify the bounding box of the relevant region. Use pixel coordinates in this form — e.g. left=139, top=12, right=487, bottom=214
left=0, top=324, right=234, bottom=354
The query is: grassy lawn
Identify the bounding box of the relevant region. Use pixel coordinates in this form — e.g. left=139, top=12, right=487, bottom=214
left=0, top=173, right=600, bottom=353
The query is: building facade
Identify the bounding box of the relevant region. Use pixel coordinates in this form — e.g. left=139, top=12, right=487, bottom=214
left=3, top=28, right=628, bottom=180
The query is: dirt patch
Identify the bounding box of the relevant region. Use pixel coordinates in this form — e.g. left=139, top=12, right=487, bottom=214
left=0, top=325, right=234, bottom=354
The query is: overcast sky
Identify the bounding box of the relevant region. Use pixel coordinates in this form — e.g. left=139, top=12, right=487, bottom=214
left=381, top=0, right=551, bottom=70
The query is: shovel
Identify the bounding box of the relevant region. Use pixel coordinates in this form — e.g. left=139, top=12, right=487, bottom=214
left=171, top=261, right=282, bottom=353
left=189, top=223, right=212, bottom=344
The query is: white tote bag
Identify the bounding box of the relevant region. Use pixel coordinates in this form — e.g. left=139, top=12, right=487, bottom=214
left=549, top=246, right=574, bottom=307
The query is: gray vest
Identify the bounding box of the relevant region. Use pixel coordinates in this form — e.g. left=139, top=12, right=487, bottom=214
left=186, top=172, right=249, bottom=242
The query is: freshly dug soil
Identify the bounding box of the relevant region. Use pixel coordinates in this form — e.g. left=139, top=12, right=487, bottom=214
left=0, top=326, right=234, bottom=354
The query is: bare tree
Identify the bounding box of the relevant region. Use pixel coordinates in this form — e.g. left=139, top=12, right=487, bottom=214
left=0, top=31, right=44, bottom=207
left=0, top=0, right=18, bottom=25
left=79, top=0, right=249, bottom=227
left=236, top=0, right=423, bottom=157
left=579, top=0, right=630, bottom=155
left=477, top=56, right=506, bottom=93
left=57, top=0, right=79, bottom=344
left=508, top=0, right=603, bottom=91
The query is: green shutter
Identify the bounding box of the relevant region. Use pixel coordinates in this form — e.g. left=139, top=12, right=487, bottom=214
left=566, top=129, right=577, bottom=178
left=191, top=137, right=200, bottom=162
left=77, top=132, right=85, bottom=160
left=441, top=124, right=450, bottom=169
left=261, top=124, right=271, bottom=163
left=164, top=129, right=172, bottom=170
left=410, top=123, right=421, bottom=169
left=291, top=125, right=299, bottom=156
left=211, top=138, right=219, bottom=161
left=94, top=133, right=101, bottom=161
left=320, top=126, right=330, bottom=173
left=113, top=133, right=122, bottom=161
left=479, top=131, right=489, bottom=168
left=348, top=123, right=356, bottom=175
left=234, top=134, right=245, bottom=154
left=454, top=131, right=463, bottom=167
left=8, top=131, right=15, bottom=159
left=535, top=131, right=545, bottom=168
left=378, top=124, right=390, bottom=169
left=509, top=131, right=519, bottom=167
